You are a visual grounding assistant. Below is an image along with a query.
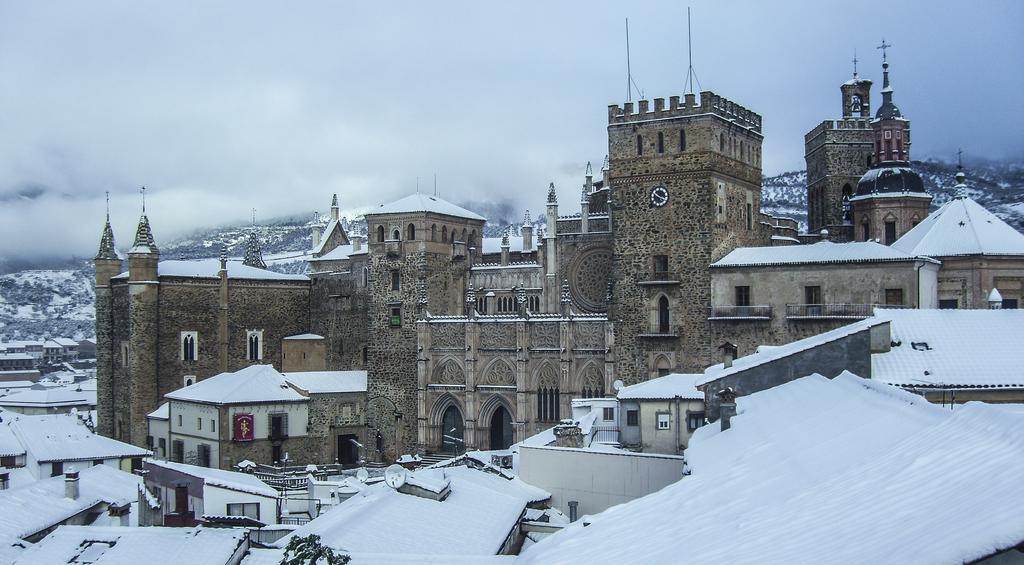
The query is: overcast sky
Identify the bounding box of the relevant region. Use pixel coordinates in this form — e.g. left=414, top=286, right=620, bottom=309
left=1, top=0, right=1022, bottom=259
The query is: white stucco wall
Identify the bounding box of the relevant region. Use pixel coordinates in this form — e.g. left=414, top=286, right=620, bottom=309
left=202, top=484, right=278, bottom=525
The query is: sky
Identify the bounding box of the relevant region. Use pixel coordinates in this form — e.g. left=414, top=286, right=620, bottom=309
left=1, top=0, right=1022, bottom=259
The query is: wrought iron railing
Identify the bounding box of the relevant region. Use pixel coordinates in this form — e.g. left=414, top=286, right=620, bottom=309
left=785, top=303, right=909, bottom=319
left=708, top=305, right=773, bottom=319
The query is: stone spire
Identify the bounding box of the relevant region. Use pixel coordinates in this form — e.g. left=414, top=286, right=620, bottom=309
left=547, top=182, right=557, bottom=204
left=132, top=214, right=157, bottom=252
left=96, top=193, right=118, bottom=260
left=330, top=193, right=340, bottom=221
left=242, top=230, right=267, bottom=269
left=523, top=209, right=531, bottom=226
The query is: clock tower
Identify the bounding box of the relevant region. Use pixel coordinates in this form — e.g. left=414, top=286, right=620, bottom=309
left=607, top=92, right=766, bottom=381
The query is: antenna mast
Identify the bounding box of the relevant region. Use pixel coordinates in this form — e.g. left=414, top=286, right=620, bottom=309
left=684, top=7, right=702, bottom=94
left=625, top=18, right=643, bottom=101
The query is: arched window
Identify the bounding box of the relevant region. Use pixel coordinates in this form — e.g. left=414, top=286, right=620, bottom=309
left=740, top=141, right=745, bottom=161
left=657, top=131, right=664, bottom=154
left=247, top=332, right=261, bottom=362
left=655, top=298, right=671, bottom=333
left=441, top=226, right=447, bottom=242
left=537, top=365, right=560, bottom=422
left=362, top=266, right=369, bottom=286
left=636, top=134, right=643, bottom=156
left=679, top=129, right=686, bottom=151
left=181, top=332, right=197, bottom=362
left=720, top=133, right=726, bottom=152
left=461, top=228, right=467, bottom=243
left=407, top=223, right=416, bottom=241
left=377, top=225, right=385, bottom=243
left=867, top=154, right=873, bottom=167
left=470, top=230, right=477, bottom=249
left=842, top=183, right=853, bottom=199
left=431, top=224, right=437, bottom=241
left=392, top=228, right=400, bottom=241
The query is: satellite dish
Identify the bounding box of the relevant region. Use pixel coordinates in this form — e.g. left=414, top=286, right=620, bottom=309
left=356, top=468, right=369, bottom=483
left=383, top=464, right=407, bottom=489
left=612, top=379, right=624, bottom=392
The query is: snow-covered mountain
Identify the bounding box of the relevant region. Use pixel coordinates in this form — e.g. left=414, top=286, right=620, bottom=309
left=2, top=158, right=1021, bottom=340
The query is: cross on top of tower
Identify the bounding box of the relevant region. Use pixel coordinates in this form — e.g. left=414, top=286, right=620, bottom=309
left=852, top=49, right=859, bottom=77
left=877, top=39, right=892, bottom=63
left=140, top=186, right=146, bottom=213
left=957, top=148, right=964, bottom=171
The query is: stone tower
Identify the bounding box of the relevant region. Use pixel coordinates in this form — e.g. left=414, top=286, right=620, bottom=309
left=608, top=92, right=766, bottom=382
left=805, top=68, right=874, bottom=236
left=849, top=55, right=930, bottom=244
left=122, top=210, right=160, bottom=444
left=94, top=210, right=122, bottom=439
left=363, top=195, right=485, bottom=460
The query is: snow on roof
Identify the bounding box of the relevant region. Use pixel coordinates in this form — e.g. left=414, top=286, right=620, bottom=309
left=0, top=465, right=142, bottom=543
left=871, top=308, right=1024, bottom=388
left=0, top=422, right=25, bottom=457
left=892, top=195, right=1024, bottom=257
left=617, top=373, right=704, bottom=400
left=712, top=240, right=931, bottom=268
left=0, top=381, right=36, bottom=391
left=147, top=402, right=169, bottom=420
left=144, top=459, right=278, bottom=498
left=519, top=372, right=1024, bottom=564
left=244, top=549, right=513, bottom=565
left=164, top=364, right=307, bottom=405
left=282, top=333, right=324, bottom=340
left=112, top=259, right=308, bottom=281
left=309, top=243, right=355, bottom=262
left=12, top=525, right=247, bottom=565
left=697, top=318, right=884, bottom=386
left=51, top=338, right=78, bottom=347
left=371, top=194, right=486, bottom=221
left=6, top=413, right=149, bottom=463
left=481, top=235, right=537, bottom=254
left=311, top=219, right=340, bottom=254
left=283, top=465, right=545, bottom=556
left=283, top=371, right=367, bottom=394
left=0, top=387, right=95, bottom=408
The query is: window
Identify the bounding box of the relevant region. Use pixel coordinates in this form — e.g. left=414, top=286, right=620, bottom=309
left=177, top=414, right=183, bottom=427
left=392, top=229, right=400, bottom=241
left=687, top=412, right=706, bottom=431
left=51, top=461, right=64, bottom=477
left=390, top=307, right=402, bottom=327
left=939, top=299, right=959, bottom=310
left=679, top=129, right=686, bottom=151
left=653, top=255, right=668, bottom=275
left=226, top=502, right=260, bottom=521
left=391, top=271, right=400, bottom=291
left=377, top=225, right=385, bottom=243
left=181, top=332, right=197, bottom=362
left=537, top=386, right=560, bottom=422
left=172, top=440, right=184, bottom=463
left=656, top=131, right=664, bottom=154
left=0, top=456, right=15, bottom=467
left=626, top=410, right=638, bottom=426
left=885, top=288, right=904, bottom=306
left=183, top=376, right=195, bottom=387
left=269, top=413, right=289, bottom=440
left=805, top=285, right=822, bottom=305
left=431, top=224, right=437, bottom=241
left=197, top=417, right=202, bottom=431
left=656, top=413, right=671, bottom=430
left=272, top=445, right=283, bottom=464
left=197, top=444, right=211, bottom=468
left=1000, top=298, right=1018, bottom=309
left=884, top=221, right=897, bottom=245
left=719, top=133, right=726, bottom=152
left=636, top=134, right=643, bottom=156
left=158, top=438, right=166, bottom=458
left=246, top=330, right=262, bottom=362
left=657, top=296, right=670, bottom=334
left=211, top=419, right=216, bottom=432
left=120, top=342, right=130, bottom=368
left=407, top=223, right=416, bottom=240
left=746, top=203, right=753, bottom=230
left=735, top=286, right=751, bottom=307
left=862, top=222, right=870, bottom=242
left=602, top=407, right=615, bottom=421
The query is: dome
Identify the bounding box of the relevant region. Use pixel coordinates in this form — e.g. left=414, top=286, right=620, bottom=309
left=854, top=161, right=926, bottom=197
left=875, top=97, right=902, bottom=120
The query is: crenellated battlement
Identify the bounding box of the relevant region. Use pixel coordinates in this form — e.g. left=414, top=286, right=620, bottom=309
left=608, top=91, right=762, bottom=133
left=804, top=118, right=873, bottom=144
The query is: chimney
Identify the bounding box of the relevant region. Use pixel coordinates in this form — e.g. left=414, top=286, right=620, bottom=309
left=312, top=224, right=322, bottom=249
left=717, top=388, right=737, bottom=431
left=0, top=470, right=9, bottom=491
left=330, top=193, right=340, bottom=222
left=521, top=210, right=533, bottom=252
left=352, top=236, right=362, bottom=253
left=719, top=342, right=738, bottom=368
left=65, top=467, right=80, bottom=500
left=989, top=288, right=1003, bottom=310
left=500, top=231, right=510, bottom=266
left=568, top=500, right=579, bottom=522
left=108, top=502, right=130, bottom=526
left=552, top=420, right=584, bottom=448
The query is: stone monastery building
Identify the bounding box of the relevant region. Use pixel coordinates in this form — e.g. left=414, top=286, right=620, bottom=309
left=95, top=56, right=1024, bottom=465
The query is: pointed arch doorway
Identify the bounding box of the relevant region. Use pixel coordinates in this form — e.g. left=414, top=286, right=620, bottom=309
left=489, top=406, right=513, bottom=450
left=440, top=405, right=464, bottom=453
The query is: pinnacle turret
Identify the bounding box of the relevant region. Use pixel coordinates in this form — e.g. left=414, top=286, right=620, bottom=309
left=131, top=214, right=157, bottom=253
left=547, top=182, right=557, bottom=204
left=96, top=219, right=118, bottom=260
left=242, top=230, right=267, bottom=269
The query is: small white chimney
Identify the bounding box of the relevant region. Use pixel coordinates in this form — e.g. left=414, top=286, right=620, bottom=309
left=352, top=237, right=362, bottom=253
left=65, top=467, right=80, bottom=500
left=988, top=288, right=1003, bottom=310
left=312, top=225, right=322, bottom=249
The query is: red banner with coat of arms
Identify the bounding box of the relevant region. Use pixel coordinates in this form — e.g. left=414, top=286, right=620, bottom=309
left=233, top=413, right=255, bottom=442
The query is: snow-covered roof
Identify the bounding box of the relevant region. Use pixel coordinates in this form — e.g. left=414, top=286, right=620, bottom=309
left=697, top=318, right=885, bottom=386
left=6, top=413, right=149, bottom=463
left=283, top=465, right=547, bottom=556
left=0, top=387, right=95, bottom=409
left=0, top=422, right=25, bottom=457
left=12, top=525, right=247, bottom=565
left=147, top=402, right=169, bottom=420
left=164, top=364, right=307, bottom=405
left=518, top=372, right=1024, bottom=564
left=311, top=219, right=340, bottom=254
left=283, top=371, right=367, bottom=394
left=712, top=240, right=933, bottom=268
left=892, top=195, right=1024, bottom=257
left=0, top=465, right=142, bottom=544
left=617, top=373, right=704, bottom=401
left=51, top=338, right=78, bottom=347
left=309, top=243, right=356, bottom=262
left=371, top=194, right=486, bottom=221
left=112, top=259, right=308, bottom=281
left=871, top=308, right=1024, bottom=388
left=144, top=459, right=278, bottom=498
left=282, top=333, right=324, bottom=340
left=481, top=235, right=537, bottom=254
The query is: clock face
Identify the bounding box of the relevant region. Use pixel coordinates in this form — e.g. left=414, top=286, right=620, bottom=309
left=650, top=185, right=669, bottom=208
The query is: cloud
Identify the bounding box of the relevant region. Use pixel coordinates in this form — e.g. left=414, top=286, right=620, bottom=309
left=0, top=0, right=1021, bottom=259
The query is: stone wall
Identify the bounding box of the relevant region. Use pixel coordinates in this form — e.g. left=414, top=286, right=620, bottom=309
left=804, top=119, right=873, bottom=233
left=309, top=267, right=370, bottom=370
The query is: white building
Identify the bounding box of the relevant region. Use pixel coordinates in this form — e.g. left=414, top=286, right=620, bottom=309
left=142, top=459, right=280, bottom=528
left=0, top=384, right=96, bottom=415
left=8, top=525, right=249, bottom=565
left=616, top=373, right=706, bottom=454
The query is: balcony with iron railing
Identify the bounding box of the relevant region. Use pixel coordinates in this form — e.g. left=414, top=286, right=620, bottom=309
left=786, top=303, right=909, bottom=320
left=384, top=240, right=402, bottom=257
left=708, top=305, right=773, bottom=320
left=638, top=271, right=681, bottom=286
left=452, top=241, right=467, bottom=259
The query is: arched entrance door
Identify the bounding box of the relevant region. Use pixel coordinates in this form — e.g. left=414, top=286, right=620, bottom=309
left=489, top=406, right=513, bottom=450
left=440, top=405, right=464, bottom=453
